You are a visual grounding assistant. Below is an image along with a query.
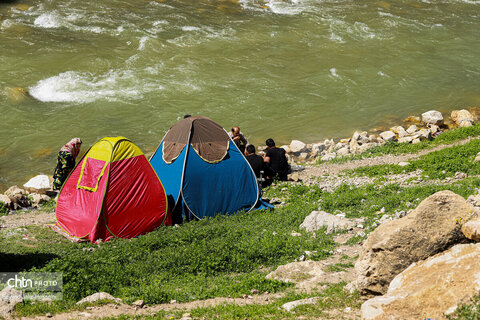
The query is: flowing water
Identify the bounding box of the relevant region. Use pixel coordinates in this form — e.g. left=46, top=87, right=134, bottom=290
left=1, top=0, right=479, bottom=190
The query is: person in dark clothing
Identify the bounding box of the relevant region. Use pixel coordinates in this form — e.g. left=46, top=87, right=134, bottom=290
left=264, top=138, right=290, bottom=181
left=245, top=144, right=272, bottom=187
left=52, top=138, right=82, bottom=190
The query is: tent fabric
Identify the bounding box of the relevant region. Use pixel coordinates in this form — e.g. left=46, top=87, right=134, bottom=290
left=151, top=116, right=273, bottom=220
left=162, top=116, right=229, bottom=164
left=56, top=137, right=170, bottom=243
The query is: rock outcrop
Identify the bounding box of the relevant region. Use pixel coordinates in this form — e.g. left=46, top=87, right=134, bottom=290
left=361, top=243, right=480, bottom=320
left=355, top=190, right=475, bottom=296
left=451, top=109, right=475, bottom=127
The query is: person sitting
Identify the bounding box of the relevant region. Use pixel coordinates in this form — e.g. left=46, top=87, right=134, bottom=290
left=52, top=138, right=82, bottom=190
left=228, top=126, right=248, bottom=154
left=244, top=144, right=272, bottom=187
left=264, top=138, right=290, bottom=181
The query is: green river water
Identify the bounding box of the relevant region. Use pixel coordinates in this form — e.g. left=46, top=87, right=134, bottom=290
left=0, top=0, right=479, bottom=190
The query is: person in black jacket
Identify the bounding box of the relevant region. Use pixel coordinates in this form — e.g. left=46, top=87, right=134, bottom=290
left=244, top=144, right=271, bottom=187
left=264, top=138, right=290, bottom=181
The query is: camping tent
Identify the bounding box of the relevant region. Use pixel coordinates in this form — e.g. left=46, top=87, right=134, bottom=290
left=149, top=116, right=272, bottom=221
left=56, top=137, right=171, bottom=243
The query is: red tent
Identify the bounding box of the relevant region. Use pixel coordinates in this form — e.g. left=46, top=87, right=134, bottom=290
left=56, top=137, right=171, bottom=243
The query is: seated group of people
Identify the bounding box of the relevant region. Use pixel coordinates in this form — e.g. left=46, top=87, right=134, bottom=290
left=229, top=126, right=290, bottom=188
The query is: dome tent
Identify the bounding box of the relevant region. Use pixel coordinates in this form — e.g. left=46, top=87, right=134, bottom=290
left=56, top=137, right=171, bottom=243
left=149, top=116, right=272, bottom=221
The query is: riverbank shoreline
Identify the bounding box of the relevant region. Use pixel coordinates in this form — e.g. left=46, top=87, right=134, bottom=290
left=1, top=107, right=479, bottom=195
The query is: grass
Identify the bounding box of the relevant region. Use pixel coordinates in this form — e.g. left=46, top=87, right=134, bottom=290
left=5, top=123, right=480, bottom=318
left=347, top=137, right=480, bottom=180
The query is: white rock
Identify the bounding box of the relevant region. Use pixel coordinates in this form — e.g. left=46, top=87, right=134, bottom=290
left=398, top=136, right=413, bottom=144
left=406, top=125, right=418, bottom=134
left=379, top=131, right=396, bottom=142
left=474, top=152, right=480, bottom=164
left=451, top=109, right=474, bottom=127
left=311, top=143, right=326, bottom=157
left=321, top=153, right=336, bottom=162
left=281, top=145, right=291, bottom=153
left=412, top=138, right=421, bottom=144
left=337, top=147, right=350, bottom=156
left=282, top=297, right=318, bottom=312
left=369, top=135, right=378, bottom=143
left=290, top=140, right=306, bottom=153
left=421, top=110, right=444, bottom=125
left=300, top=211, right=356, bottom=234
left=76, top=292, right=122, bottom=305
left=23, top=175, right=51, bottom=194
left=0, top=194, right=12, bottom=209
left=429, top=124, right=440, bottom=134
left=417, top=129, right=432, bottom=140
left=30, top=194, right=51, bottom=208
left=398, top=162, right=410, bottom=167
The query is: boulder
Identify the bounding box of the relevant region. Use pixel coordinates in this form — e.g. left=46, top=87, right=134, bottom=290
left=300, top=211, right=356, bottom=234
left=4, top=186, right=30, bottom=209
left=461, top=219, right=480, bottom=241
left=337, top=147, right=350, bottom=156
left=405, top=125, right=418, bottom=134
left=369, top=135, right=378, bottom=143
left=266, top=260, right=324, bottom=284
left=359, top=143, right=377, bottom=153
left=76, top=292, right=122, bottom=305
left=355, top=190, right=475, bottom=296
left=421, top=110, right=444, bottom=126
left=362, top=243, right=480, bottom=320
left=417, top=128, right=432, bottom=140
left=397, top=136, right=413, bottom=144
left=429, top=124, right=440, bottom=134
left=379, top=131, right=396, bottom=142
left=290, top=140, right=306, bottom=153
left=451, top=109, right=474, bottom=127
left=23, top=175, right=51, bottom=194
left=0, top=194, right=12, bottom=210
left=3, top=87, right=30, bottom=104
left=30, top=194, right=51, bottom=209
left=0, top=286, right=23, bottom=318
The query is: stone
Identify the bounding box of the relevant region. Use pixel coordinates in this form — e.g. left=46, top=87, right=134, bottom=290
left=359, top=143, right=377, bottom=153
left=397, top=136, right=413, bottom=144
left=321, top=153, right=336, bottom=162
left=337, top=147, right=350, bottom=156
left=404, top=116, right=422, bottom=124
left=0, top=194, right=12, bottom=209
left=0, top=286, right=23, bottom=318
left=280, top=145, right=291, bottom=153
left=132, top=300, right=144, bottom=307
left=266, top=260, right=324, bottom=284
left=311, top=143, right=326, bottom=157
left=4, top=186, right=30, bottom=209
left=417, top=128, right=432, bottom=140
left=379, top=131, right=396, bottom=142
left=451, top=109, right=474, bottom=127
left=406, top=125, right=418, bottom=134
left=361, top=243, right=480, bottom=320
left=300, top=210, right=356, bottom=234
left=76, top=292, right=122, bottom=305
left=23, top=175, right=51, bottom=194
left=355, top=190, right=476, bottom=296
left=30, top=194, right=51, bottom=209
left=411, top=138, right=421, bottom=144
left=429, top=124, right=440, bottom=134
left=288, top=172, right=300, bottom=182
left=4, top=87, right=30, bottom=104
left=290, top=140, right=306, bottom=153
left=282, top=297, right=319, bottom=312
left=461, top=219, right=480, bottom=241
left=390, top=126, right=406, bottom=136
left=474, top=152, right=480, bottom=164
left=421, top=110, right=444, bottom=126
left=369, top=135, right=378, bottom=143
left=398, top=162, right=409, bottom=167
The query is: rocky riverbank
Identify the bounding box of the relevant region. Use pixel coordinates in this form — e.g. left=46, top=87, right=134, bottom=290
left=1, top=107, right=479, bottom=214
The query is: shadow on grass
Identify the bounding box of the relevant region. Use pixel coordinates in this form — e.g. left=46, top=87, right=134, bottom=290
left=0, top=252, right=59, bottom=272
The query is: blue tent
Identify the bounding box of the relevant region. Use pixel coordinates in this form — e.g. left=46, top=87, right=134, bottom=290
left=150, top=116, right=272, bottom=220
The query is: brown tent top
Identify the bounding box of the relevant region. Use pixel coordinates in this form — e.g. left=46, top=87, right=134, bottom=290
left=162, top=116, right=230, bottom=164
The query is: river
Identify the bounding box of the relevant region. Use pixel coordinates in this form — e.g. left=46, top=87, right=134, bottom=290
left=1, top=0, right=479, bottom=189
